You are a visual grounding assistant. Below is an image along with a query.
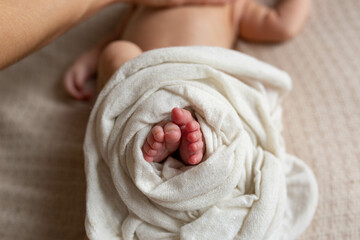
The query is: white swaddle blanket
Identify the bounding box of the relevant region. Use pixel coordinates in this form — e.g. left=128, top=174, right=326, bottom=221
left=84, top=46, right=318, bottom=240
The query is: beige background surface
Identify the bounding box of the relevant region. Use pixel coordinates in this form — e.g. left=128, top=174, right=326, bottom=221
left=0, top=0, right=359, bottom=239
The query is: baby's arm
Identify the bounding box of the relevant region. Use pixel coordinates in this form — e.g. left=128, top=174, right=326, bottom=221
left=63, top=6, right=135, bottom=100
left=238, top=0, right=310, bottom=42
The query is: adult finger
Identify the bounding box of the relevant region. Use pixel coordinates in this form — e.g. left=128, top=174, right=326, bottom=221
left=132, top=0, right=232, bottom=7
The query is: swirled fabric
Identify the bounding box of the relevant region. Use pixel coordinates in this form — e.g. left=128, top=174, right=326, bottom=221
left=84, top=46, right=318, bottom=240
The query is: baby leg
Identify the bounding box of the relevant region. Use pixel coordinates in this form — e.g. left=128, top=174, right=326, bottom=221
left=97, top=40, right=142, bottom=91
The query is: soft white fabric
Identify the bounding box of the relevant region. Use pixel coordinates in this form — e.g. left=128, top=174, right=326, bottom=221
left=84, top=46, right=318, bottom=240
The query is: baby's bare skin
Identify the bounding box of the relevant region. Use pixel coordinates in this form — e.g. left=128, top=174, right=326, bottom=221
left=122, top=3, right=244, bottom=50
left=64, top=0, right=310, bottom=168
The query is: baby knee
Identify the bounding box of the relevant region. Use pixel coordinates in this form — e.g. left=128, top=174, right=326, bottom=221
left=98, top=40, right=143, bottom=78
left=101, top=40, right=142, bottom=60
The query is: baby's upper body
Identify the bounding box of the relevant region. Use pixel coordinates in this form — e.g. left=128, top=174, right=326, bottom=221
left=63, top=0, right=310, bottom=101
left=121, top=1, right=247, bottom=50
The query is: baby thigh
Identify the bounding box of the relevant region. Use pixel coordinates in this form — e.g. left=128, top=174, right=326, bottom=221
left=97, top=40, right=142, bottom=91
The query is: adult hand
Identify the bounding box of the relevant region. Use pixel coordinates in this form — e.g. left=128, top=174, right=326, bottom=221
left=0, top=0, right=230, bottom=70
left=131, top=0, right=231, bottom=6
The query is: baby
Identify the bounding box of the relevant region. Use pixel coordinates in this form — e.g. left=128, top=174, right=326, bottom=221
left=64, top=0, right=309, bottom=166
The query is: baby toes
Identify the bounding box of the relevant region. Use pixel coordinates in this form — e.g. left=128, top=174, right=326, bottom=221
left=171, top=107, right=205, bottom=165
left=142, top=126, right=165, bottom=162
left=142, top=122, right=181, bottom=163
left=143, top=144, right=157, bottom=162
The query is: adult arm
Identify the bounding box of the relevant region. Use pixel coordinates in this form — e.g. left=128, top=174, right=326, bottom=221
left=0, top=0, right=229, bottom=70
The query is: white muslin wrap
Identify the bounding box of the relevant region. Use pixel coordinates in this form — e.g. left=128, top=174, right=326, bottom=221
left=84, top=46, right=318, bottom=240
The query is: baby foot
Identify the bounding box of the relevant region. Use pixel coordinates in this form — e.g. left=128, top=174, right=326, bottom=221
left=142, top=122, right=181, bottom=163
left=171, top=108, right=205, bottom=165
left=63, top=50, right=98, bottom=100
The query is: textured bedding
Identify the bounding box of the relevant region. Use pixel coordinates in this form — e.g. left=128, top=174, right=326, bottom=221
left=0, top=0, right=359, bottom=239
left=84, top=47, right=317, bottom=239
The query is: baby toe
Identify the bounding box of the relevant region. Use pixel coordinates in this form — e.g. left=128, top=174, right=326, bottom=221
left=144, top=155, right=154, bottom=163
left=186, top=131, right=202, bottom=142
left=185, top=120, right=200, bottom=132
left=164, top=122, right=181, bottom=142
left=143, top=143, right=158, bottom=157
left=151, top=125, right=165, bottom=142
left=171, top=108, right=193, bottom=126
left=188, top=152, right=203, bottom=165
left=188, top=141, right=204, bottom=153
left=147, top=134, right=163, bottom=149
